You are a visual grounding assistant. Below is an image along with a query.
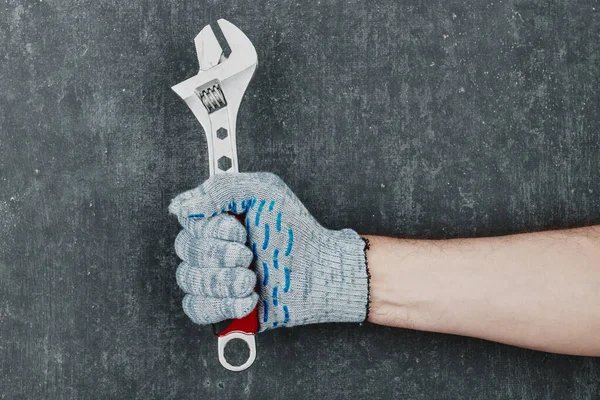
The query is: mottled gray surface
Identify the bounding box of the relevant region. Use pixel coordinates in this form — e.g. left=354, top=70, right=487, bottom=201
left=1, top=0, right=599, bottom=399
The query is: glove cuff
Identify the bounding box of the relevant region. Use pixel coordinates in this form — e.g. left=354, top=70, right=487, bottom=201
left=307, top=228, right=370, bottom=324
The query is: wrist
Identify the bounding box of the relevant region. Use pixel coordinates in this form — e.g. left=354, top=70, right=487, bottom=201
left=363, top=235, right=434, bottom=330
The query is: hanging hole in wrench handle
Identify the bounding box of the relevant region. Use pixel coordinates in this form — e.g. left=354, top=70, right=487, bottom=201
left=217, top=332, right=256, bottom=372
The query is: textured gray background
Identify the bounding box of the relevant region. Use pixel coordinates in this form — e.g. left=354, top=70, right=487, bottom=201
left=1, top=0, right=599, bottom=399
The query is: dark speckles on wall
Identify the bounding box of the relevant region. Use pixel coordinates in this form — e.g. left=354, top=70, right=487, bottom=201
left=0, top=0, right=599, bottom=399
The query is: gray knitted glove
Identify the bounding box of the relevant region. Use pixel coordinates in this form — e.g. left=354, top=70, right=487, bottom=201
left=169, top=172, right=369, bottom=331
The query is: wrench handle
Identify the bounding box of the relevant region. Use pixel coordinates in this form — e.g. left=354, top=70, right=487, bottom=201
left=203, top=106, right=258, bottom=336
left=215, top=214, right=259, bottom=337
left=213, top=213, right=258, bottom=371
left=205, top=105, right=258, bottom=370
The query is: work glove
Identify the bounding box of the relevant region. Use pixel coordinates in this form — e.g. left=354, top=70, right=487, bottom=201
left=169, top=172, right=369, bottom=331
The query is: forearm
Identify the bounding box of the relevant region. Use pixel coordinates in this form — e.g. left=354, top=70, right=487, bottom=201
left=364, top=226, right=600, bottom=356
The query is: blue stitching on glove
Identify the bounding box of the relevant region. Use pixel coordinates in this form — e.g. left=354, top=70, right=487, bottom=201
left=262, top=224, right=270, bottom=250
left=252, top=242, right=257, bottom=261
left=283, top=267, right=291, bottom=292
left=272, top=286, right=278, bottom=306
left=268, top=200, right=275, bottom=211
left=285, top=228, right=294, bottom=256
left=211, top=211, right=218, bottom=217
left=263, top=300, right=269, bottom=323
left=283, top=305, right=289, bottom=323
left=232, top=201, right=238, bottom=214
left=188, top=213, right=204, bottom=218
left=262, top=261, right=269, bottom=286
left=255, top=199, right=266, bottom=226
left=273, top=248, right=279, bottom=269
left=276, top=212, right=282, bottom=232
left=272, top=322, right=278, bottom=328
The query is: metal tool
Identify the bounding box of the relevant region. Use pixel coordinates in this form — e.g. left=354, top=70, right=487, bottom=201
left=172, top=19, right=259, bottom=372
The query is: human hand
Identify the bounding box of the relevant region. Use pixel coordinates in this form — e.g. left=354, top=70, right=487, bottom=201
left=169, top=172, right=369, bottom=331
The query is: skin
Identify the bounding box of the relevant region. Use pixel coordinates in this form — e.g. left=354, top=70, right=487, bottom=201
left=364, top=225, right=600, bottom=356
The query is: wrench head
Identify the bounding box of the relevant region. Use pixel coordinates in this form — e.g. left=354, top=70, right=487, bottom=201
left=172, top=19, right=257, bottom=121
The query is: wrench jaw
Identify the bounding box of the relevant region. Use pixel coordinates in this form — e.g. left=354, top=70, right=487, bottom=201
left=195, top=24, right=223, bottom=71
left=211, top=19, right=257, bottom=73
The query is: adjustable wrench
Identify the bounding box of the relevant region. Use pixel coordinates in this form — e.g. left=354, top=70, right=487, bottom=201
left=172, top=19, right=259, bottom=372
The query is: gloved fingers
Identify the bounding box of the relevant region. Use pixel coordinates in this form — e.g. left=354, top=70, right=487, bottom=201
left=169, top=172, right=288, bottom=219
left=175, top=231, right=253, bottom=268
left=182, top=293, right=259, bottom=325
left=176, top=262, right=256, bottom=297
left=178, top=213, right=246, bottom=243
